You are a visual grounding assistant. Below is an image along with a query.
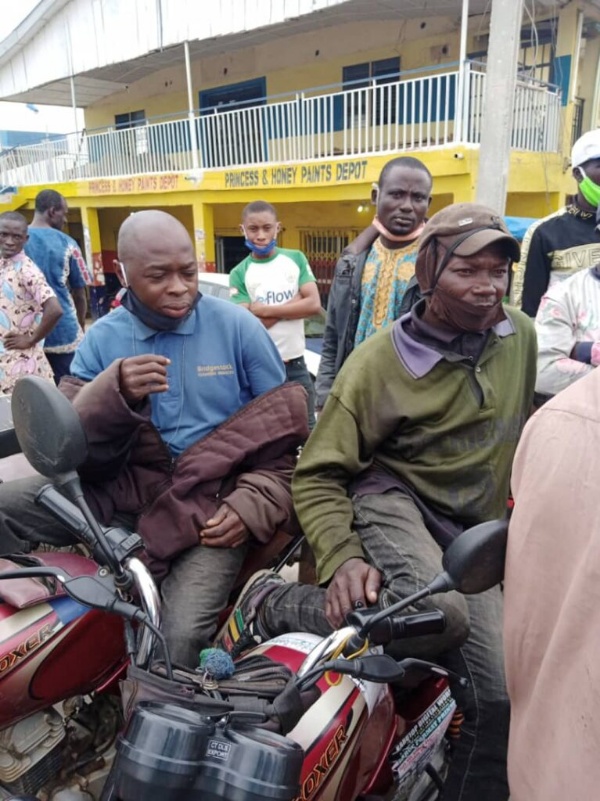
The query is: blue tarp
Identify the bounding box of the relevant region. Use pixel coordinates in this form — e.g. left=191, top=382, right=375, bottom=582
left=504, top=216, right=538, bottom=241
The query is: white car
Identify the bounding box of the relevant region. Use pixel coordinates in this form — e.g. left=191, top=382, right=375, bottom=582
left=198, top=272, right=324, bottom=380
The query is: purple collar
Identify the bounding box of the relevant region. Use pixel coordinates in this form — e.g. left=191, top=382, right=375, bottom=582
left=391, top=308, right=516, bottom=379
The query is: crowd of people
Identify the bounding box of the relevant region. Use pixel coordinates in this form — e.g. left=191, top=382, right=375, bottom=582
left=1, top=132, right=600, bottom=801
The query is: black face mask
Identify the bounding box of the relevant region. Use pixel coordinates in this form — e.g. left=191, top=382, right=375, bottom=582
left=120, top=288, right=201, bottom=331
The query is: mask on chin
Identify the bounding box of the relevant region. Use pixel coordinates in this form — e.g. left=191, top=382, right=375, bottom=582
left=120, top=288, right=200, bottom=332
left=242, top=227, right=277, bottom=256
left=372, top=216, right=426, bottom=243
left=244, top=239, right=277, bottom=256
left=426, top=286, right=506, bottom=333
left=578, top=167, right=600, bottom=208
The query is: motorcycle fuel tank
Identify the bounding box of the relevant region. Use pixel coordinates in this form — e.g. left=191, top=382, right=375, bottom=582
left=0, top=558, right=125, bottom=728
left=252, top=633, right=397, bottom=801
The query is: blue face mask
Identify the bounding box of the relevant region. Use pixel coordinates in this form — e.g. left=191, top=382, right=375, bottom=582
left=244, top=238, right=277, bottom=256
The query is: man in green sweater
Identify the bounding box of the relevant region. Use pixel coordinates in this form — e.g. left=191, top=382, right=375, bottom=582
left=219, top=204, right=536, bottom=801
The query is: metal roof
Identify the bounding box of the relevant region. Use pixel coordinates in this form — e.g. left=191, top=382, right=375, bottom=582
left=0, top=0, right=496, bottom=107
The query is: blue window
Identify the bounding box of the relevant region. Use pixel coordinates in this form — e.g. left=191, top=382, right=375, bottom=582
left=198, top=78, right=267, bottom=167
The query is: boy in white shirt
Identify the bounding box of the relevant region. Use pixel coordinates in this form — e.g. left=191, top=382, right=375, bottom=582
left=229, top=201, right=321, bottom=428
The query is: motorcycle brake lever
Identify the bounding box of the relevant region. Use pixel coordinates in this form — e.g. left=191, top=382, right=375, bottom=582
left=399, top=658, right=469, bottom=688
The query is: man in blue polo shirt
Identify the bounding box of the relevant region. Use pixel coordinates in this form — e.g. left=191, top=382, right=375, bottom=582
left=25, top=189, right=91, bottom=382
left=0, top=210, right=309, bottom=667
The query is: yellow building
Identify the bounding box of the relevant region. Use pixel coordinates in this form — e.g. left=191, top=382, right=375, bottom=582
left=1, top=0, right=599, bottom=304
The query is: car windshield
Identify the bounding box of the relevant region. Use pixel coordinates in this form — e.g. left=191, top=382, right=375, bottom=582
left=198, top=280, right=230, bottom=301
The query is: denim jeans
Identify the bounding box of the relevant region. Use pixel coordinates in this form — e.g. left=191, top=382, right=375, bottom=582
left=0, top=475, right=247, bottom=668
left=285, top=356, right=316, bottom=430
left=261, top=491, right=509, bottom=801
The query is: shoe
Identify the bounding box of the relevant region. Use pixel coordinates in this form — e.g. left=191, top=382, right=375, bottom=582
left=214, top=570, right=286, bottom=657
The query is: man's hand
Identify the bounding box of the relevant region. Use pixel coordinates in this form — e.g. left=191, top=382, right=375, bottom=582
left=325, top=558, right=381, bottom=628
left=119, top=354, right=170, bottom=404
left=4, top=331, right=34, bottom=350
left=200, top=504, right=250, bottom=549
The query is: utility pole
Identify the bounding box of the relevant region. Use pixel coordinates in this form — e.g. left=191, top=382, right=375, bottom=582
left=475, top=0, right=524, bottom=213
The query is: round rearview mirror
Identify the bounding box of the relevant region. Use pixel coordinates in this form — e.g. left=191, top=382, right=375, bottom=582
left=11, top=376, right=87, bottom=478
left=441, top=520, right=509, bottom=594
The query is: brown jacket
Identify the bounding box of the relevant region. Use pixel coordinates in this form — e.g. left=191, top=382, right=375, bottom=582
left=62, top=362, right=308, bottom=578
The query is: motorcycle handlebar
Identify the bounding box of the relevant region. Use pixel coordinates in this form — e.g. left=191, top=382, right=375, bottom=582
left=361, top=610, right=446, bottom=646
left=35, top=484, right=163, bottom=669
left=36, top=484, right=99, bottom=553
left=298, top=610, right=447, bottom=680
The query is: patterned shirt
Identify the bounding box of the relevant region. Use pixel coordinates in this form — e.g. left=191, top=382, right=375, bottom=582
left=354, top=237, right=420, bottom=347
left=24, top=228, right=90, bottom=353
left=0, top=253, right=55, bottom=394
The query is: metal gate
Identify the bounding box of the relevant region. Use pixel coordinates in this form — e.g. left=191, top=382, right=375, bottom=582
left=300, top=228, right=360, bottom=307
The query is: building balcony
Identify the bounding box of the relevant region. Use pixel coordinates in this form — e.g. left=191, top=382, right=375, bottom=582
left=0, top=62, right=562, bottom=189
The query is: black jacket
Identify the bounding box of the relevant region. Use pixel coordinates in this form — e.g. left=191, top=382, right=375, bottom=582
left=314, top=225, right=421, bottom=408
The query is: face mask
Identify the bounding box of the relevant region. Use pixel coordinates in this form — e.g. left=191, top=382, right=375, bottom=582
left=120, top=288, right=200, bottom=332
left=242, top=227, right=277, bottom=256
left=427, top=286, right=506, bottom=333
left=373, top=216, right=426, bottom=244
left=244, top=239, right=277, bottom=256
left=578, top=167, right=600, bottom=208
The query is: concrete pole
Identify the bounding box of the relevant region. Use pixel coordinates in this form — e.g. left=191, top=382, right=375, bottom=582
left=454, top=0, right=470, bottom=144
left=184, top=41, right=201, bottom=172
left=475, top=0, right=524, bottom=213
left=70, top=75, right=78, bottom=135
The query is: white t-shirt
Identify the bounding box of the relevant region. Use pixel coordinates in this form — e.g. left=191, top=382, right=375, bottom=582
left=229, top=248, right=316, bottom=361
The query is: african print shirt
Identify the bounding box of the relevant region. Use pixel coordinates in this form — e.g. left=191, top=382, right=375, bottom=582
left=0, top=253, right=55, bottom=394
left=354, top=236, right=420, bottom=347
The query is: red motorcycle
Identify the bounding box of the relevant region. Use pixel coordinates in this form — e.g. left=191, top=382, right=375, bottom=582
left=0, top=377, right=508, bottom=801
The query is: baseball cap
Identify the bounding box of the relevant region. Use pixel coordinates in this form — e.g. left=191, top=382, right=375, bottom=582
left=418, top=203, right=521, bottom=264
left=571, top=129, right=600, bottom=169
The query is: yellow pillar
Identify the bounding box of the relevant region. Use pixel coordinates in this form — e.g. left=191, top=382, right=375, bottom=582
left=80, top=205, right=104, bottom=287
left=555, top=3, right=584, bottom=159
left=191, top=200, right=215, bottom=271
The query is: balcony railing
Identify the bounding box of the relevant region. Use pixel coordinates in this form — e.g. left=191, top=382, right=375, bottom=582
left=0, top=62, right=561, bottom=187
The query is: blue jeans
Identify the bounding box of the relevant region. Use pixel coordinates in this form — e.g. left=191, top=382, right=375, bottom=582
left=261, top=490, right=509, bottom=801
left=0, top=475, right=247, bottom=668
left=285, top=356, right=316, bottom=430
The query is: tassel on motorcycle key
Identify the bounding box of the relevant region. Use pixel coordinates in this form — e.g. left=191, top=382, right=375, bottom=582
left=196, top=647, right=236, bottom=689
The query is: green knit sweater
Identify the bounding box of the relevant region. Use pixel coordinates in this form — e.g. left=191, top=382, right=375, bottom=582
left=293, top=307, right=537, bottom=584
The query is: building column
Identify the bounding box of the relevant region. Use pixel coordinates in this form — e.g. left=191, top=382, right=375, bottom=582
left=191, top=201, right=215, bottom=271
left=80, top=205, right=104, bottom=286
left=554, top=3, right=584, bottom=154
left=475, top=0, right=524, bottom=213
left=578, top=33, right=600, bottom=134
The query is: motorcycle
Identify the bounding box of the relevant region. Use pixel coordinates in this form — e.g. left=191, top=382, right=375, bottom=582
left=0, top=376, right=508, bottom=801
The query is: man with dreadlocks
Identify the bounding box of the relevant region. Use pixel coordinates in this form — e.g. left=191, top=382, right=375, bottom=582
left=219, top=204, right=536, bottom=801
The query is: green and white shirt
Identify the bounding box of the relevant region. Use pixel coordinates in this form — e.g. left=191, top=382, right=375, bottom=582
left=229, top=248, right=316, bottom=361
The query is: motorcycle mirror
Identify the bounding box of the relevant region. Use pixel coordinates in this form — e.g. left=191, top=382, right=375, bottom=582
left=11, top=376, right=87, bottom=479
left=429, top=519, right=509, bottom=596
left=358, top=519, right=509, bottom=640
